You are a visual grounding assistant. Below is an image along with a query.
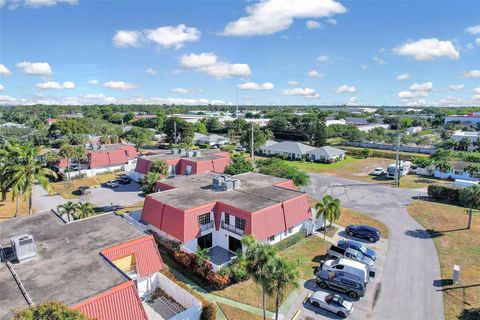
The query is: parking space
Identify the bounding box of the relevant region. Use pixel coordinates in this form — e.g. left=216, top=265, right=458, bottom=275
left=292, top=236, right=388, bottom=320
left=80, top=181, right=144, bottom=210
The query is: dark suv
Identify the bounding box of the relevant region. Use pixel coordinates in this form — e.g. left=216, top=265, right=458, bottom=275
left=116, top=175, right=132, bottom=184
left=316, top=270, right=366, bottom=299
left=345, top=225, right=380, bottom=242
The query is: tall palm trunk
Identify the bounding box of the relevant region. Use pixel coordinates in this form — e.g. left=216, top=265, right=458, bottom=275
left=29, top=194, right=33, bottom=215
left=275, top=293, right=280, bottom=320
left=15, top=196, right=19, bottom=217
left=262, top=287, right=266, bottom=320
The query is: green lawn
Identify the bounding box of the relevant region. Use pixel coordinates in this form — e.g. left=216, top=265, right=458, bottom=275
left=217, top=302, right=264, bottom=320
left=408, top=200, right=480, bottom=320
left=285, top=156, right=361, bottom=173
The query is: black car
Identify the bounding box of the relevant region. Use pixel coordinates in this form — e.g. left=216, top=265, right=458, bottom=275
left=345, top=225, right=380, bottom=242
left=116, top=175, right=132, bottom=184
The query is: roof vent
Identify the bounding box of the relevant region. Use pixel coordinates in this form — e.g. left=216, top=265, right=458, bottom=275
left=212, top=175, right=241, bottom=191
left=10, top=234, right=36, bottom=263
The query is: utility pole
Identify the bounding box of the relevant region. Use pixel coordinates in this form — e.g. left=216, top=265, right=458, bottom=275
left=250, top=122, right=255, bottom=165
left=236, top=88, right=239, bottom=119
left=173, top=120, right=177, bottom=145
left=395, top=134, right=401, bottom=187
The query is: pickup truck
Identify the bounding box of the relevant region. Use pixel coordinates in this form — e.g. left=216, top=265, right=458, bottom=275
left=327, top=245, right=374, bottom=267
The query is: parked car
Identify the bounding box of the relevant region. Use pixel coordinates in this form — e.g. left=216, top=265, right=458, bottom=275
left=235, top=144, right=246, bottom=152
left=321, top=258, right=376, bottom=284
left=104, top=180, right=119, bottom=188
left=309, top=290, right=354, bottom=318
left=345, top=225, right=381, bottom=242
left=76, top=185, right=91, bottom=195
left=116, top=175, right=132, bottom=184
left=372, top=168, right=385, bottom=176
left=337, top=240, right=377, bottom=261
left=327, top=245, right=374, bottom=267
left=316, top=269, right=366, bottom=299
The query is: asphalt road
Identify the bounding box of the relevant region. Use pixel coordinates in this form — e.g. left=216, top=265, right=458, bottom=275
left=299, top=174, right=444, bottom=320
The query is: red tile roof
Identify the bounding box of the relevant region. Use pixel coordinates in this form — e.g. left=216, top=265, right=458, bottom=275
left=72, top=281, right=148, bottom=320
left=101, top=235, right=163, bottom=278
left=88, top=145, right=137, bottom=168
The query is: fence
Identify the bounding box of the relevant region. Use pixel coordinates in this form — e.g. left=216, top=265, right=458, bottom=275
left=152, top=272, right=202, bottom=320
left=343, top=141, right=437, bottom=154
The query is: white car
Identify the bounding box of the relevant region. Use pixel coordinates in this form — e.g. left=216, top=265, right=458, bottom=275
left=309, top=291, right=354, bottom=318
left=372, top=168, right=385, bottom=176
left=104, top=180, right=119, bottom=188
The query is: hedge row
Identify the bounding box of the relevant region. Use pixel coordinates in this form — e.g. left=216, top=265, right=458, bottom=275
left=340, top=146, right=429, bottom=161
left=273, top=229, right=306, bottom=251
left=427, top=184, right=460, bottom=202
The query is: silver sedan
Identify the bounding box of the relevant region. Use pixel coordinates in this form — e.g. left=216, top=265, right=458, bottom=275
left=309, top=291, right=354, bottom=318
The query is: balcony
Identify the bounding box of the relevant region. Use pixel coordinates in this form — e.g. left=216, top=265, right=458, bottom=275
left=221, top=221, right=244, bottom=236
left=199, top=221, right=214, bottom=232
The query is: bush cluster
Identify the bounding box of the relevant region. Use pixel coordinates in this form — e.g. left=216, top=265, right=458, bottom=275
left=273, top=229, right=306, bottom=251
left=427, top=184, right=461, bottom=202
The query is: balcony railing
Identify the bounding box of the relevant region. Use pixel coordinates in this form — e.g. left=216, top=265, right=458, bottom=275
left=199, top=221, right=214, bottom=232
left=221, top=221, right=244, bottom=236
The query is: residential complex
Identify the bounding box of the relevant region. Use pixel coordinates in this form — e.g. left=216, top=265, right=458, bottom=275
left=138, top=172, right=312, bottom=271
left=0, top=211, right=170, bottom=320
left=132, top=148, right=230, bottom=181
left=259, top=140, right=346, bottom=162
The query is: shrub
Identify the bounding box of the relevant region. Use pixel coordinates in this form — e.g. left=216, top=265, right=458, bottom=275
left=201, top=303, right=216, bottom=320
left=220, top=145, right=235, bottom=152
left=198, top=144, right=210, bottom=149
left=273, top=229, right=306, bottom=251
left=427, top=184, right=460, bottom=202
left=13, top=302, right=87, bottom=320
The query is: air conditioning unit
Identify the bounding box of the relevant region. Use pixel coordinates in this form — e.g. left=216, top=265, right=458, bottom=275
left=10, top=234, right=36, bottom=263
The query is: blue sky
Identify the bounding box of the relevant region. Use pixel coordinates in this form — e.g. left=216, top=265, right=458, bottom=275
left=0, top=0, right=479, bottom=107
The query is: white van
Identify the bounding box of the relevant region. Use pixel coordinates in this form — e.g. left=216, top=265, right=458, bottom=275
left=321, top=258, right=376, bottom=284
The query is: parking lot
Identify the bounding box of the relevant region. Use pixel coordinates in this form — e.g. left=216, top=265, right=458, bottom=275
left=288, top=233, right=387, bottom=320
left=33, top=180, right=144, bottom=212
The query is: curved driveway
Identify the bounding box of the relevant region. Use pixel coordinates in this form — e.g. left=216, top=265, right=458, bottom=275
left=304, top=174, right=444, bottom=320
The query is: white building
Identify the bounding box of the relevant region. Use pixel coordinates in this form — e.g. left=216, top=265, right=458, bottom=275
left=325, top=119, right=346, bottom=126
left=357, top=124, right=390, bottom=132
left=445, top=113, right=480, bottom=125
left=406, top=126, right=422, bottom=134
left=451, top=131, right=480, bottom=142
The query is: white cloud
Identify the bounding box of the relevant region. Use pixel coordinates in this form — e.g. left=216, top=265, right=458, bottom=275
left=16, top=62, right=52, bottom=76
left=179, top=52, right=251, bottom=79
left=467, top=43, right=474, bottom=50
left=145, top=68, right=157, bottom=76
left=0, top=84, right=3, bottom=91
left=103, top=81, right=139, bottom=90
left=476, top=38, right=480, bottom=45
left=360, top=64, right=368, bottom=71
left=449, top=84, right=464, bottom=92
left=24, top=0, right=77, bottom=8
left=396, top=74, right=410, bottom=81
left=85, top=93, right=106, bottom=99
left=282, top=87, right=320, bottom=99
left=112, top=30, right=142, bottom=48
left=306, top=20, right=322, bottom=29
left=372, top=56, right=386, bottom=64
left=398, top=91, right=415, bottom=98
left=336, top=85, right=357, bottom=94
left=0, top=64, right=11, bottom=76
left=409, top=82, right=433, bottom=92
left=466, top=25, right=480, bottom=35
left=238, top=82, right=274, bottom=90
left=145, top=24, right=200, bottom=49
left=307, top=70, right=324, bottom=78
left=463, top=69, right=480, bottom=78
left=0, top=0, right=4, bottom=7
left=287, top=80, right=299, bottom=86
left=223, top=0, right=347, bottom=36
left=347, top=96, right=358, bottom=105
left=36, top=81, right=75, bottom=89
left=474, top=87, right=480, bottom=94
left=326, top=18, right=337, bottom=25
left=393, top=38, right=460, bottom=60
left=88, top=79, right=99, bottom=85
left=317, top=55, right=331, bottom=62
left=0, top=95, right=19, bottom=105
left=172, top=88, right=190, bottom=94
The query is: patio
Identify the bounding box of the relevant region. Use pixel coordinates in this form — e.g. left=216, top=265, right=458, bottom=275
left=207, top=245, right=236, bottom=266
left=143, top=295, right=185, bottom=320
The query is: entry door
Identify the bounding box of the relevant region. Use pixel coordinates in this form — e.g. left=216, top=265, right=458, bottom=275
left=228, top=236, right=242, bottom=253
left=197, top=233, right=212, bottom=250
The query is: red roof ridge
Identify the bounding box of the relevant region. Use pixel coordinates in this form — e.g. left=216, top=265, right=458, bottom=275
left=101, top=235, right=154, bottom=254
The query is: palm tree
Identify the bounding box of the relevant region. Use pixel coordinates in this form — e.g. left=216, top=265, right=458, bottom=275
left=72, top=145, right=87, bottom=178
left=435, top=160, right=452, bottom=179
left=57, top=201, right=78, bottom=222
left=315, top=195, right=341, bottom=240
left=59, top=145, right=75, bottom=181
left=464, top=164, right=480, bottom=179
left=139, top=172, right=161, bottom=194
left=4, top=144, right=57, bottom=215
left=75, top=202, right=95, bottom=220
left=244, top=238, right=276, bottom=320
left=267, top=256, right=300, bottom=320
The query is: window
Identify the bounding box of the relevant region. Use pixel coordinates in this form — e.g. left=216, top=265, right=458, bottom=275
left=454, top=170, right=464, bottom=175
left=288, top=227, right=293, bottom=234
left=235, top=217, right=246, bottom=230
left=224, top=213, right=230, bottom=225
left=198, top=213, right=211, bottom=225
left=268, top=235, right=275, bottom=242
